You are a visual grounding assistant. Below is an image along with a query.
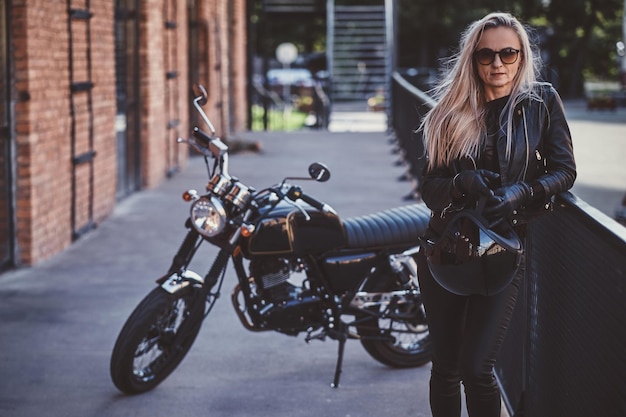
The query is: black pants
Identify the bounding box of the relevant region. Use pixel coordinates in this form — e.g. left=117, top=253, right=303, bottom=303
left=417, top=250, right=522, bottom=417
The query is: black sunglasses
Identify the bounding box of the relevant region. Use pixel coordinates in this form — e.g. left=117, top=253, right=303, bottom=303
left=474, top=48, right=520, bottom=65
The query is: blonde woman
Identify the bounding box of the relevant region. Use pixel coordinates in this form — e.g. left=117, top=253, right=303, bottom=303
left=418, top=12, right=576, bottom=417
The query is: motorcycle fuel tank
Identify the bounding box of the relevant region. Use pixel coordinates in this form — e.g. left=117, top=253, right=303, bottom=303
left=244, top=204, right=346, bottom=256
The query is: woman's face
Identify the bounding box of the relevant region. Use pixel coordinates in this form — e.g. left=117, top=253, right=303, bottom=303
left=475, top=26, right=522, bottom=101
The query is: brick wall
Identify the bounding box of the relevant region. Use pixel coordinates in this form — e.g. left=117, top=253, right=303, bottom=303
left=14, top=0, right=74, bottom=264
left=140, top=0, right=168, bottom=187
left=91, top=1, right=117, bottom=224
left=8, top=0, right=247, bottom=266
left=194, top=0, right=248, bottom=139
left=139, top=0, right=190, bottom=187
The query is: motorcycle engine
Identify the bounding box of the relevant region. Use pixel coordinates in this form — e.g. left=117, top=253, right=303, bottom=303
left=249, top=258, right=324, bottom=335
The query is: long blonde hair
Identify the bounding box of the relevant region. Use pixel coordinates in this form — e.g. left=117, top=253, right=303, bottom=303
left=421, top=12, right=540, bottom=169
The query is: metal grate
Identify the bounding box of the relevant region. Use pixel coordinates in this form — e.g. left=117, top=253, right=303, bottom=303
left=328, top=4, right=388, bottom=103
left=497, top=195, right=626, bottom=416
left=67, top=0, right=96, bottom=240
left=263, top=0, right=323, bottom=14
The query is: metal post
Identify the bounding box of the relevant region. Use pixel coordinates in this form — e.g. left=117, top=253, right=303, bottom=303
left=622, top=0, right=626, bottom=82
left=384, top=0, right=396, bottom=131
left=326, top=0, right=334, bottom=110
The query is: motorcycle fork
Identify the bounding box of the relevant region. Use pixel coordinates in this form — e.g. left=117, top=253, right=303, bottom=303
left=170, top=248, right=231, bottom=348
left=166, top=226, right=202, bottom=276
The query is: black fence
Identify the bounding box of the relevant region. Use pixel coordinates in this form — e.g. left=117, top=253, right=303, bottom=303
left=390, top=71, right=626, bottom=416
left=389, top=71, right=435, bottom=199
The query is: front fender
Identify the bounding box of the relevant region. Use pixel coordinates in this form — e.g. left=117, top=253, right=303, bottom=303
left=159, top=270, right=205, bottom=294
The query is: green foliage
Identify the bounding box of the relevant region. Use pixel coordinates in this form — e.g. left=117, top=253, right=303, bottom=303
left=583, top=12, right=623, bottom=79
left=396, top=0, right=525, bottom=68
left=396, top=0, right=624, bottom=97
left=251, top=105, right=308, bottom=132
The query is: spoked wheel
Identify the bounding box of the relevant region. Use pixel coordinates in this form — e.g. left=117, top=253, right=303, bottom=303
left=357, top=299, right=431, bottom=368
left=110, top=287, right=204, bottom=394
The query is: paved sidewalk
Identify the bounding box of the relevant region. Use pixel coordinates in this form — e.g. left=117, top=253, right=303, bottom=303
left=562, top=100, right=626, bottom=220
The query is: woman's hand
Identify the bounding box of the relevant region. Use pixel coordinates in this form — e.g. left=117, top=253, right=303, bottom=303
left=484, top=182, right=531, bottom=219
left=452, top=169, right=499, bottom=197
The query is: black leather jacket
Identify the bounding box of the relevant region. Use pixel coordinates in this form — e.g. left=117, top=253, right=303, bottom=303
left=421, top=82, right=576, bottom=229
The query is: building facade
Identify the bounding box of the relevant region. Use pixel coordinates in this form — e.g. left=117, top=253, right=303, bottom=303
left=0, top=0, right=248, bottom=269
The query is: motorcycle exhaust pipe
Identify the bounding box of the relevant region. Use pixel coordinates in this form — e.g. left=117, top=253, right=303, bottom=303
left=350, top=246, right=422, bottom=309
left=349, top=288, right=421, bottom=309
left=231, top=281, right=269, bottom=332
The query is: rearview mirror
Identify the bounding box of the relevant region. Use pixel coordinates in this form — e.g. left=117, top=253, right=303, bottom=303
left=308, top=162, right=331, bottom=182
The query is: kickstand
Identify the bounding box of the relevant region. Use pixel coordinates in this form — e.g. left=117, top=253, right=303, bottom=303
left=331, top=329, right=347, bottom=388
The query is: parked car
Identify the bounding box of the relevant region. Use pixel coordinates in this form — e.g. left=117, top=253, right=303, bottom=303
left=266, top=68, right=315, bottom=88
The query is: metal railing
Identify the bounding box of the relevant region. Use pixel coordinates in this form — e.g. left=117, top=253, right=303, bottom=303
left=389, top=71, right=435, bottom=198
left=390, top=71, right=626, bottom=416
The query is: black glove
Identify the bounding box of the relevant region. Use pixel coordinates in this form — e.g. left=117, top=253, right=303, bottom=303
left=452, top=169, right=499, bottom=197
left=484, top=182, right=531, bottom=219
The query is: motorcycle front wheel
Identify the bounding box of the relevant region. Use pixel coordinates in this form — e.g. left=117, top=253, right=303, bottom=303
left=357, top=300, right=431, bottom=368
left=110, top=287, right=204, bottom=394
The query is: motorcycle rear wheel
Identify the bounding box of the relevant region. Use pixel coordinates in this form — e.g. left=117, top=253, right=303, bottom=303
left=110, top=287, right=203, bottom=394
left=357, top=301, right=431, bottom=368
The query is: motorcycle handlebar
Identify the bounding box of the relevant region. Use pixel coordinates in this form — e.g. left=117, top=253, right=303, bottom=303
left=286, top=186, right=335, bottom=214
left=193, top=127, right=212, bottom=148
left=299, top=192, right=326, bottom=212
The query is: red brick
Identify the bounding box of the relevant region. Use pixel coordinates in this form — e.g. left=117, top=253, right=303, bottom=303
left=8, top=0, right=247, bottom=266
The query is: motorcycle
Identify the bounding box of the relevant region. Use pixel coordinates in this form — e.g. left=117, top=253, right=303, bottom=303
left=110, top=85, right=432, bottom=394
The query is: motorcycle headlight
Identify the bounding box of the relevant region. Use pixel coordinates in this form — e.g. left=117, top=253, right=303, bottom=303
left=190, top=196, right=227, bottom=237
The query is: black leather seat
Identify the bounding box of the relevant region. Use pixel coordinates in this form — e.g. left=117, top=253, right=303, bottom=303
left=342, top=203, right=431, bottom=249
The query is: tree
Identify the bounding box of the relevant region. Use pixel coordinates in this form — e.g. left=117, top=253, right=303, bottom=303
left=544, top=0, right=623, bottom=96
left=396, top=0, right=624, bottom=97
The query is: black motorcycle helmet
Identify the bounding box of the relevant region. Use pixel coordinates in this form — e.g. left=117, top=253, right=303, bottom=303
left=421, top=199, right=523, bottom=296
